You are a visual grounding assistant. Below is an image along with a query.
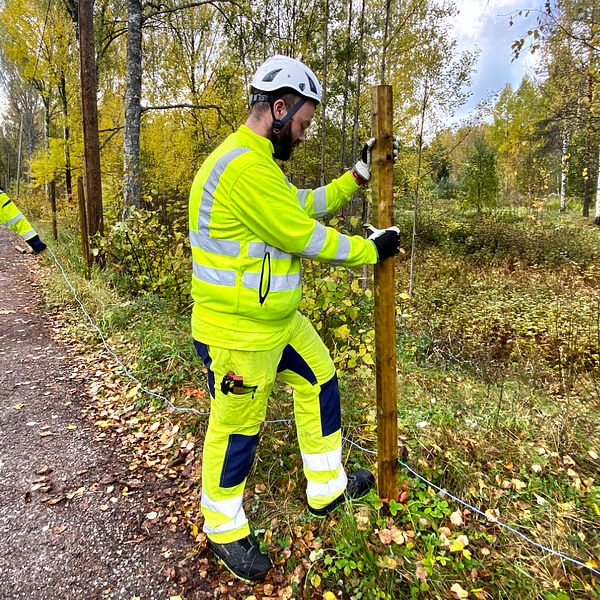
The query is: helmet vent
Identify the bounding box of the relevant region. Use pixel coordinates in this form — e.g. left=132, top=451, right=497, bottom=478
left=262, top=68, right=282, bottom=82
left=306, top=74, right=318, bottom=94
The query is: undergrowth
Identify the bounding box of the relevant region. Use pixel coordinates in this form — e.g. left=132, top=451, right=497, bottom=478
left=32, top=202, right=600, bottom=599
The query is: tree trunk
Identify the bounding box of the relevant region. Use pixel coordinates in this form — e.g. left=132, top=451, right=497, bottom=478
left=339, top=0, right=353, bottom=175
left=16, top=113, right=23, bottom=197
left=560, top=130, right=568, bottom=213
left=59, top=73, right=73, bottom=202
left=583, top=49, right=594, bottom=218
left=78, top=0, right=104, bottom=241
left=319, top=0, right=329, bottom=186
left=583, top=166, right=591, bottom=217
left=595, top=147, right=600, bottom=225
left=351, top=0, right=365, bottom=165
left=123, top=0, right=143, bottom=210
left=380, top=0, right=392, bottom=84
left=408, top=78, right=429, bottom=301
left=43, top=96, right=51, bottom=206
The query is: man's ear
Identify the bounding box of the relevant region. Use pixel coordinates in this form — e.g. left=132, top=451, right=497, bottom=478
left=272, top=98, right=287, bottom=118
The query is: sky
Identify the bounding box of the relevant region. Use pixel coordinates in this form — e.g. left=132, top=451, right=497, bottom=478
left=450, top=0, right=544, bottom=123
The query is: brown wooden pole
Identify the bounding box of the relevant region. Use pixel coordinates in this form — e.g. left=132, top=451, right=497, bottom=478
left=371, top=85, right=398, bottom=502
left=77, top=176, right=91, bottom=277
left=78, top=0, right=104, bottom=244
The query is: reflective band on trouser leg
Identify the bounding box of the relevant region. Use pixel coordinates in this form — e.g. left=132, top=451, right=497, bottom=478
left=276, top=312, right=346, bottom=510
left=199, top=344, right=280, bottom=543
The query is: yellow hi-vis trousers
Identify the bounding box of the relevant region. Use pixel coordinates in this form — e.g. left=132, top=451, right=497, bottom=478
left=194, top=311, right=347, bottom=543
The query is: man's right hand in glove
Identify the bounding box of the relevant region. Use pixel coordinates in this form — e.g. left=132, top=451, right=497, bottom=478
left=351, top=137, right=399, bottom=185
left=366, top=225, right=400, bottom=262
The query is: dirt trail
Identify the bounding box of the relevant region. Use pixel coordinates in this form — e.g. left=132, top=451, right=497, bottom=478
left=0, top=229, right=220, bottom=599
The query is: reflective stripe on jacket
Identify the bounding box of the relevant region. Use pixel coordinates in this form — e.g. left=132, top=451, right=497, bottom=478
left=0, top=190, right=37, bottom=242
left=189, top=124, right=378, bottom=350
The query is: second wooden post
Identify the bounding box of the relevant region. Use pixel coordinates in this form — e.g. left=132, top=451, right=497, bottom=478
left=371, top=85, right=398, bottom=501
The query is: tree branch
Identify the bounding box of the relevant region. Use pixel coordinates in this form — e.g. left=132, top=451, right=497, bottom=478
left=141, top=103, right=234, bottom=129
left=99, top=126, right=124, bottom=151
left=143, top=0, right=240, bottom=22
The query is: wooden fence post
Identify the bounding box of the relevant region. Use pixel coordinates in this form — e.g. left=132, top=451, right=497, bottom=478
left=77, top=176, right=91, bottom=277
left=371, top=85, right=398, bottom=501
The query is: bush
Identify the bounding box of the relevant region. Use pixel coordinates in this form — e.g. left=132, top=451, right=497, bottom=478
left=98, top=207, right=190, bottom=307
left=414, top=211, right=598, bottom=268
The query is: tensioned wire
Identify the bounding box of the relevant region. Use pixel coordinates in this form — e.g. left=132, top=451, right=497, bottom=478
left=46, top=246, right=600, bottom=579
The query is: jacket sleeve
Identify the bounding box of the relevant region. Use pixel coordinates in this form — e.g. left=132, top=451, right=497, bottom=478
left=0, top=191, right=45, bottom=252
left=228, top=159, right=377, bottom=267
left=287, top=170, right=361, bottom=218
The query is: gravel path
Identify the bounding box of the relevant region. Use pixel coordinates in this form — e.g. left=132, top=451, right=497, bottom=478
left=0, top=229, right=219, bottom=599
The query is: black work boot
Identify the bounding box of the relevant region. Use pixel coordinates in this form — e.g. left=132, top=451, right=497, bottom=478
left=308, top=469, right=375, bottom=517
left=207, top=534, right=273, bottom=582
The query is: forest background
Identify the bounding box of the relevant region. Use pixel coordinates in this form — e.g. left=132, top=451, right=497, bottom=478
left=1, top=0, right=599, bottom=598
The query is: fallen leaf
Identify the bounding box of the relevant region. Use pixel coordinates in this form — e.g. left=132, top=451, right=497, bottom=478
left=450, top=583, right=469, bottom=599
left=377, top=555, right=397, bottom=569
left=450, top=509, right=463, bottom=526
left=181, top=387, right=206, bottom=399
left=46, top=496, right=65, bottom=505
left=377, top=526, right=405, bottom=544
left=586, top=559, right=598, bottom=569
left=510, top=478, right=527, bottom=491
left=415, top=564, right=428, bottom=583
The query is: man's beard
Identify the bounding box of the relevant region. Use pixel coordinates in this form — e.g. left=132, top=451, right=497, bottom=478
left=269, top=120, right=295, bottom=161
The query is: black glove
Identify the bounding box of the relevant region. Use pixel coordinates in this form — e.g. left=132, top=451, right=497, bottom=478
left=27, top=235, right=47, bottom=254
left=366, top=225, right=400, bottom=262
left=351, top=137, right=400, bottom=185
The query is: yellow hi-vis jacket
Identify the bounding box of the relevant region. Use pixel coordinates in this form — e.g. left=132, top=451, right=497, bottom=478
left=0, top=189, right=39, bottom=245
left=189, top=124, right=378, bottom=351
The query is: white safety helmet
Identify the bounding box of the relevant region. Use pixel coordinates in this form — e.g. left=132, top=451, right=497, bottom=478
left=250, top=54, right=322, bottom=104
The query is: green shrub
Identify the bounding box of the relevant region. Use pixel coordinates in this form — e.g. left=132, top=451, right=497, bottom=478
left=98, top=207, right=190, bottom=307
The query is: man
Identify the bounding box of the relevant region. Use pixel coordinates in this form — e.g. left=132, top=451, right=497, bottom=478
left=0, top=188, right=46, bottom=254
left=189, top=54, right=400, bottom=582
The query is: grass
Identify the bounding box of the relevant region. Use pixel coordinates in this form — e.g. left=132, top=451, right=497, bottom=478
left=31, top=202, right=600, bottom=599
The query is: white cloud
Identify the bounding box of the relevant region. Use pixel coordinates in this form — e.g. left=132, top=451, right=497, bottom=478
left=451, top=0, right=544, bottom=123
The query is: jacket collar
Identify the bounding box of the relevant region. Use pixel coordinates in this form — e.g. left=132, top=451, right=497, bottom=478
left=237, top=124, right=274, bottom=158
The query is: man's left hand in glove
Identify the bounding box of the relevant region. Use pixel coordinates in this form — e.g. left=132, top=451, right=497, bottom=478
left=27, top=235, right=47, bottom=254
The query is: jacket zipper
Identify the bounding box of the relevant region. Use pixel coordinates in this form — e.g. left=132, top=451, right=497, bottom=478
left=258, top=251, right=271, bottom=305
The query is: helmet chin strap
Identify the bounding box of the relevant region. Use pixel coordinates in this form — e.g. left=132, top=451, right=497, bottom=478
left=270, top=98, right=306, bottom=134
